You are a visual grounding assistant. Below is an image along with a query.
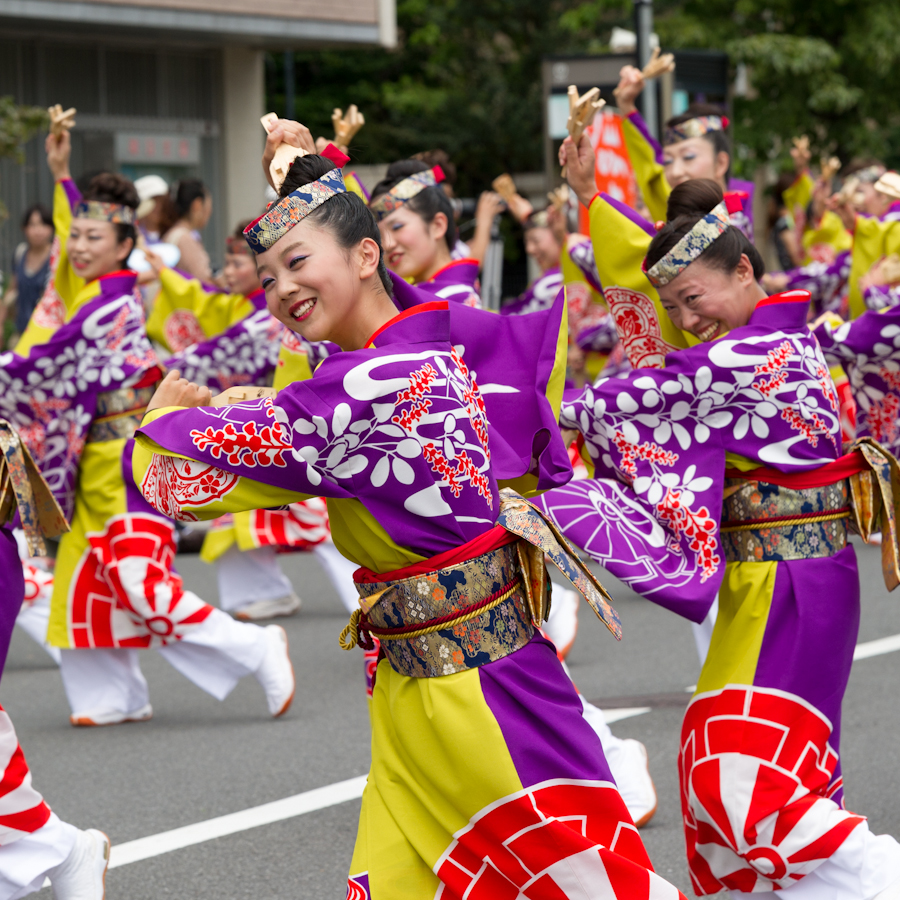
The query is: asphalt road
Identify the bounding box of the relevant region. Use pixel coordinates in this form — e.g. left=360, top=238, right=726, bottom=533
left=4, top=536, right=898, bottom=899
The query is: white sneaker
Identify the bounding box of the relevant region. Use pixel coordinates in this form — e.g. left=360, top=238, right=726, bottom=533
left=543, top=587, right=579, bottom=660
left=49, top=828, right=109, bottom=900
left=615, top=739, right=658, bottom=827
left=254, top=625, right=295, bottom=717
left=70, top=703, right=153, bottom=727
left=234, top=593, right=302, bottom=621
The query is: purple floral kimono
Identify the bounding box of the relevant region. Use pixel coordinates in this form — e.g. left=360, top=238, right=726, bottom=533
left=537, top=290, right=882, bottom=894
left=815, top=305, right=900, bottom=456
left=0, top=271, right=159, bottom=518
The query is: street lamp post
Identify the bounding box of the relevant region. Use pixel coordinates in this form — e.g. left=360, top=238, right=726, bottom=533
left=634, top=0, right=657, bottom=138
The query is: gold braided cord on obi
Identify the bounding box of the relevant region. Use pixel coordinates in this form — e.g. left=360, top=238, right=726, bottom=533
left=338, top=580, right=521, bottom=650
left=720, top=509, right=850, bottom=533
left=338, top=609, right=362, bottom=651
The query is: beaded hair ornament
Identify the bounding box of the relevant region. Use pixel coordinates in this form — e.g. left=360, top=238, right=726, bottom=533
left=73, top=201, right=136, bottom=225
left=243, top=167, right=347, bottom=254
left=642, top=201, right=730, bottom=287
left=368, top=166, right=445, bottom=221
left=663, top=115, right=728, bottom=147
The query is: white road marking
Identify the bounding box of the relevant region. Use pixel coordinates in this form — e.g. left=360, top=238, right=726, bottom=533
left=108, top=775, right=367, bottom=869
left=854, top=632, right=900, bottom=660
left=601, top=707, right=651, bottom=724
left=40, top=633, right=900, bottom=882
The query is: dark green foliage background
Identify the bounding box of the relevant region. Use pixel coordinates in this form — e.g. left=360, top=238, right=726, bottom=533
left=267, top=0, right=900, bottom=192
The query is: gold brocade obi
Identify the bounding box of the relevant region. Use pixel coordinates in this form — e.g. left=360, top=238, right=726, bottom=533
left=339, top=489, right=621, bottom=679
left=720, top=479, right=849, bottom=563
left=354, top=540, right=535, bottom=678
left=721, top=439, right=900, bottom=590
left=87, top=384, right=157, bottom=444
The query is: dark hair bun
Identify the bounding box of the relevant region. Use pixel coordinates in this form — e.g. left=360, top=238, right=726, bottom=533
left=666, top=179, right=723, bottom=221
left=279, top=154, right=337, bottom=199
left=82, top=172, right=139, bottom=209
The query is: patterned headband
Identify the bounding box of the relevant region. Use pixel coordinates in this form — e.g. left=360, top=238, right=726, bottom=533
left=243, top=167, right=347, bottom=254
left=224, top=235, right=253, bottom=257
left=73, top=201, right=136, bottom=225
left=368, top=166, right=445, bottom=221
left=643, top=201, right=730, bottom=287
left=663, top=115, right=728, bottom=147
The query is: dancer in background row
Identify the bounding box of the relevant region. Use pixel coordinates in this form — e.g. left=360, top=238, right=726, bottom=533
left=370, top=160, right=483, bottom=307
left=0, top=124, right=294, bottom=728
left=614, top=64, right=754, bottom=236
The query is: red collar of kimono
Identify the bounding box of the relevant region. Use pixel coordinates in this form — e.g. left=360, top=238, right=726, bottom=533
left=94, top=269, right=138, bottom=294
left=748, top=290, right=810, bottom=329
left=364, top=300, right=448, bottom=347
left=427, top=258, right=479, bottom=285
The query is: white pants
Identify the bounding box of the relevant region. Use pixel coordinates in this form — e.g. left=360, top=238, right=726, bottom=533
left=216, top=541, right=360, bottom=615
left=730, top=820, right=900, bottom=899
left=14, top=596, right=60, bottom=666
left=0, top=813, right=76, bottom=900
left=58, top=608, right=269, bottom=713
left=217, top=545, right=294, bottom=611
left=312, top=541, right=361, bottom=615
left=691, top=595, right=719, bottom=666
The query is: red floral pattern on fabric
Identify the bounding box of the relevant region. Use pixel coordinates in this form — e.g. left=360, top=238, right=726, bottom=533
left=140, top=453, right=240, bottom=521
left=605, top=285, right=678, bottom=370
left=69, top=514, right=213, bottom=648
left=190, top=405, right=293, bottom=468
left=656, top=489, right=719, bottom=582
left=680, top=686, right=864, bottom=895
left=163, top=308, right=206, bottom=352
left=862, top=391, right=900, bottom=446
left=435, top=779, right=685, bottom=899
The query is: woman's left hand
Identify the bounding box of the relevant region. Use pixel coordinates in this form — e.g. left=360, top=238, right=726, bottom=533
left=146, top=369, right=212, bottom=413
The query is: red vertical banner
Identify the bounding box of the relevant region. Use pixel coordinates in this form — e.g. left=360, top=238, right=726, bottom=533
left=578, top=110, right=638, bottom=235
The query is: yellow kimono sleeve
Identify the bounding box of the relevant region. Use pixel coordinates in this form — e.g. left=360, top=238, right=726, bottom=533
left=621, top=115, right=670, bottom=223
left=782, top=172, right=813, bottom=218
left=588, top=194, right=697, bottom=355
left=847, top=216, right=900, bottom=319
left=146, top=268, right=254, bottom=350
left=131, top=408, right=311, bottom=520
left=273, top=338, right=314, bottom=391
left=801, top=210, right=852, bottom=262
left=50, top=180, right=84, bottom=311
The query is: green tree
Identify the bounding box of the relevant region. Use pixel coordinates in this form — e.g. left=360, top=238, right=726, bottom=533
left=268, top=0, right=900, bottom=189
left=0, top=96, right=48, bottom=218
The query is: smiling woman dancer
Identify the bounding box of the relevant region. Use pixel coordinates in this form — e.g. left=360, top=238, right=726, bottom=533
left=130, top=139, right=688, bottom=899
left=369, top=160, right=483, bottom=307
left=0, top=127, right=294, bottom=727
left=536, top=137, right=900, bottom=900
left=614, top=64, right=754, bottom=236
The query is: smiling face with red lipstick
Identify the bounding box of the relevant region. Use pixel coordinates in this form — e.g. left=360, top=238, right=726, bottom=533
left=67, top=172, right=139, bottom=283
left=67, top=218, right=134, bottom=283
left=255, top=155, right=398, bottom=352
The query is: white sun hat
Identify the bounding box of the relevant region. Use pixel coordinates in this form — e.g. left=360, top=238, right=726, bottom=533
left=134, top=174, right=169, bottom=219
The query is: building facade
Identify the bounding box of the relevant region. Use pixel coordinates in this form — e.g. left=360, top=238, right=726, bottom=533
left=0, top=0, right=395, bottom=271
